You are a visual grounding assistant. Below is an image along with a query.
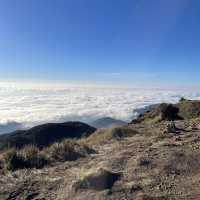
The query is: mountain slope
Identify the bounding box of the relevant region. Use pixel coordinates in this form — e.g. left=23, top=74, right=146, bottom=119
left=1, top=119, right=200, bottom=199
left=0, top=122, right=96, bottom=150
left=90, top=117, right=127, bottom=128
left=2, top=100, right=200, bottom=199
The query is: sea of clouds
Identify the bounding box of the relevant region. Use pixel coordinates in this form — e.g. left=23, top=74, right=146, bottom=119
left=0, top=81, right=200, bottom=134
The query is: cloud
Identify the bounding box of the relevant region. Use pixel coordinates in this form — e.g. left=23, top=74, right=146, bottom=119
left=0, top=81, right=200, bottom=134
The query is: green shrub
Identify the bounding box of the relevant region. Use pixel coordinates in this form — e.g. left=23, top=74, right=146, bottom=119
left=179, top=97, right=187, bottom=102
left=160, top=103, right=181, bottom=121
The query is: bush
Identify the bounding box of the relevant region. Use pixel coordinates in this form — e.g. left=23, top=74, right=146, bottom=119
left=3, top=149, right=26, bottom=171
left=1, top=140, right=94, bottom=171
left=20, top=145, right=48, bottom=169
left=179, top=97, right=187, bottom=102
left=2, top=146, right=48, bottom=171
left=159, top=104, right=181, bottom=121
left=46, top=139, right=92, bottom=162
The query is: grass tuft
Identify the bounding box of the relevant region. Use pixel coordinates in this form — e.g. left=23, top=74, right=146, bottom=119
left=1, top=139, right=95, bottom=172
left=84, top=126, right=138, bottom=145
left=3, top=149, right=25, bottom=171
left=45, top=139, right=95, bottom=162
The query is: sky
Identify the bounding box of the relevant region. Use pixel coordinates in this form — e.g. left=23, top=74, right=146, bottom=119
left=0, top=0, right=200, bottom=86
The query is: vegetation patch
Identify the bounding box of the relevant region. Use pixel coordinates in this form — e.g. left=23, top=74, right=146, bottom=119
left=132, top=100, right=200, bottom=124
left=46, top=139, right=94, bottom=162
left=1, top=139, right=95, bottom=171
left=159, top=104, right=181, bottom=121
left=2, top=146, right=48, bottom=171
left=3, top=149, right=26, bottom=171
left=20, top=145, right=48, bottom=169
left=84, top=126, right=139, bottom=144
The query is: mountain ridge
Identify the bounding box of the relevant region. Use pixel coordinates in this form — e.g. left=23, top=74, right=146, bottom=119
left=0, top=121, right=96, bottom=150
left=90, top=117, right=127, bottom=128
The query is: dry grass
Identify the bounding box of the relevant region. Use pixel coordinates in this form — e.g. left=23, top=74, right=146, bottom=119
left=1, top=139, right=95, bottom=171
left=20, top=145, right=48, bottom=169
left=2, top=120, right=200, bottom=199
left=1, top=125, right=136, bottom=171
left=45, top=139, right=94, bottom=162
left=83, top=126, right=139, bottom=145
left=2, top=148, right=25, bottom=171
left=2, top=145, right=48, bottom=171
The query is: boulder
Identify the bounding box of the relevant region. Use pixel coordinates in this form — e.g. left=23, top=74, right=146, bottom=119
left=73, top=168, right=121, bottom=191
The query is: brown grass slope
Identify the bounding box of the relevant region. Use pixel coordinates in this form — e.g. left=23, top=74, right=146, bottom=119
left=1, top=99, right=200, bottom=200
left=1, top=118, right=200, bottom=199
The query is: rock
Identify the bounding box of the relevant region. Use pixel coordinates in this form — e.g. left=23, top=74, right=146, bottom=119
left=167, top=121, right=177, bottom=133
left=163, top=121, right=180, bottom=135
left=73, top=168, right=121, bottom=191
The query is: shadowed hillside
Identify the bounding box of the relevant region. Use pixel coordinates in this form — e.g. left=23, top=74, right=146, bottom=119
left=0, top=122, right=96, bottom=150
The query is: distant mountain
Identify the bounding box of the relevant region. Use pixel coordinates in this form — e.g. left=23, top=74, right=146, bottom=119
left=133, top=104, right=159, bottom=117
left=0, top=122, right=96, bottom=150
left=90, top=117, right=127, bottom=128
left=0, top=121, right=23, bottom=135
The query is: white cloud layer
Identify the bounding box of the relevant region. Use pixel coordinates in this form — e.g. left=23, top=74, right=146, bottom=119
left=0, top=81, right=200, bottom=134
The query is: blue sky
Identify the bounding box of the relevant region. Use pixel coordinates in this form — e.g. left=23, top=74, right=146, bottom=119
left=0, top=0, right=200, bottom=86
